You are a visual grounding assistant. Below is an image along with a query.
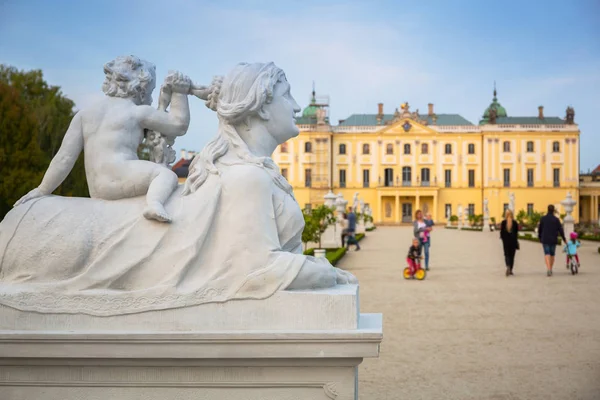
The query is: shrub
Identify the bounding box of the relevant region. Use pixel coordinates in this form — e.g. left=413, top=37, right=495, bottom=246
left=450, top=215, right=458, bottom=222
left=366, top=226, right=376, bottom=232
left=445, top=226, right=458, bottom=230
left=356, top=233, right=365, bottom=242
left=327, top=247, right=347, bottom=265
left=580, top=234, right=600, bottom=242
left=302, top=247, right=348, bottom=266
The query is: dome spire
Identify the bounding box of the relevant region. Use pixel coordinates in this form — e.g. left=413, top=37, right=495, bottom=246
left=493, top=81, right=497, bottom=99
left=311, top=81, right=316, bottom=104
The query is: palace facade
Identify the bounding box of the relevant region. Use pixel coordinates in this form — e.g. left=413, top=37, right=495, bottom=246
left=271, top=88, right=588, bottom=224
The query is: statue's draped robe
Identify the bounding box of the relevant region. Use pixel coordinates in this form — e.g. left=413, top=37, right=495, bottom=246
left=0, top=162, right=308, bottom=316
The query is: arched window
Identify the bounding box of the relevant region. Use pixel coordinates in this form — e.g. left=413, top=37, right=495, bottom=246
left=526, top=141, right=534, bottom=152
left=384, top=168, right=394, bottom=187
left=553, top=141, right=560, bottom=152
left=339, top=143, right=346, bottom=154
left=280, top=143, right=288, bottom=153
left=421, top=168, right=430, bottom=186
left=402, top=167, right=412, bottom=186
left=421, top=143, right=429, bottom=154
left=468, top=143, right=475, bottom=154
left=444, top=144, right=452, bottom=154
left=362, top=143, right=370, bottom=155
left=503, top=141, right=511, bottom=152
left=386, top=143, right=394, bottom=155
left=305, top=141, right=312, bottom=153
left=403, top=144, right=411, bottom=154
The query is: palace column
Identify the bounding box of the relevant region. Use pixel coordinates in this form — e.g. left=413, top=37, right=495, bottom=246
left=395, top=195, right=400, bottom=224
left=378, top=195, right=383, bottom=224
left=415, top=195, right=420, bottom=215
left=433, top=193, right=438, bottom=221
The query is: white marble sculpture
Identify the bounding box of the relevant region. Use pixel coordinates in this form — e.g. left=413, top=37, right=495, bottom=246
left=509, top=192, right=516, bottom=213
left=483, top=197, right=490, bottom=231
left=561, top=191, right=577, bottom=239
left=365, top=205, right=374, bottom=229
left=14, top=56, right=196, bottom=223
left=0, top=60, right=357, bottom=316
left=457, top=204, right=463, bottom=229
left=320, top=191, right=341, bottom=248
left=352, top=192, right=359, bottom=212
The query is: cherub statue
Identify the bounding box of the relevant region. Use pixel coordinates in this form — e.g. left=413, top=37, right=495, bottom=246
left=14, top=56, right=195, bottom=222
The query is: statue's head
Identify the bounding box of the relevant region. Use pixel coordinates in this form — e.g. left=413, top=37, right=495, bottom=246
left=211, top=62, right=301, bottom=144
left=102, top=56, right=156, bottom=105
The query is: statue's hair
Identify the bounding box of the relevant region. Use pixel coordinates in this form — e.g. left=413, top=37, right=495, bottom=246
left=183, top=62, right=289, bottom=196
left=102, top=55, right=156, bottom=102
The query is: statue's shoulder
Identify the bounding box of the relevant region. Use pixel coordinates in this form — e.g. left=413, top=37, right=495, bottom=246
left=219, top=162, right=273, bottom=192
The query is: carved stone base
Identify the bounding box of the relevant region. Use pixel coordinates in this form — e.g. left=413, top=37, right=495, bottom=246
left=0, top=286, right=382, bottom=400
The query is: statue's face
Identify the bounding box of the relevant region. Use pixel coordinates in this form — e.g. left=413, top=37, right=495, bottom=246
left=262, top=79, right=301, bottom=144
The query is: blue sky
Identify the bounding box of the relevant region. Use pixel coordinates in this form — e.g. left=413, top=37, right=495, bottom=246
left=1, top=0, right=599, bottom=170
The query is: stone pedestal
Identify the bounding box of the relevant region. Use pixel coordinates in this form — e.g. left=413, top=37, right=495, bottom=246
left=321, top=224, right=342, bottom=249
left=0, top=285, right=381, bottom=400
left=561, top=192, right=577, bottom=240
left=357, top=220, right=366, bottom=234
left=482, top=216, right=490, bottom=232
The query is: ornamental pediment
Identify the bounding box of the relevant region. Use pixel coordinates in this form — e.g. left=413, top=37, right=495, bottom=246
left=379, top=118, right=437, bottom=135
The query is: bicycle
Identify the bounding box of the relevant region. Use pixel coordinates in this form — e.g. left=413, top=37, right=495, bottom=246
left=403, top=257, right=426, bottom=280
left=566, top=254, right=579, bottom=275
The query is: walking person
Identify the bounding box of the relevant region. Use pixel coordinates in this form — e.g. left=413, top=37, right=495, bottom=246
left=346, top=207, right=361, bottom=251
left=500, top=209, right=519, bottom=277
left=340, top=212, right=348, bottom=247
left=425, top=213, right=435, bottom=246
left=413, top=210, right=432, bottom=270
left=538, top=204, right=567, bottom=277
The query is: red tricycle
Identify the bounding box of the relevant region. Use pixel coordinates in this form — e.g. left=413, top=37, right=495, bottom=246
left=403, top=256, right=426, bottom=280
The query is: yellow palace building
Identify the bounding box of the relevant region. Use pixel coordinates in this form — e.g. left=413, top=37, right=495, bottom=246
left=272, top=88, right=587, bottom=224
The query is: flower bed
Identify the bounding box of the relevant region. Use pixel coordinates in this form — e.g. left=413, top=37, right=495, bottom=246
left=366, top=226, right=377, bottom=232
left=461, top=227, right=483, bottom=232
left=519, top=233, right=562, bottom=245
left=302, top=234, right=364, bottom=265
left=445, top=226, right=458, bottom=230
left=580, top=234, right=600, bottom=242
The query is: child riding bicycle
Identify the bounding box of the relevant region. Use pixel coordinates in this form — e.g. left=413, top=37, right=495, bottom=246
left=564, top=232, right=581, bottom=268
left=406, top=238, right=423, bottom=276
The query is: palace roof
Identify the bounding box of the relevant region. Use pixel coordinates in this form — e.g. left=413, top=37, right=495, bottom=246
left=338, top=113, right=474, bottom=127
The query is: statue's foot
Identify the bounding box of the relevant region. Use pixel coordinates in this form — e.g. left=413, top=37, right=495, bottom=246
left=335, top=267, right=358, bottom=284
left=143, top=202, right=172, bottom=223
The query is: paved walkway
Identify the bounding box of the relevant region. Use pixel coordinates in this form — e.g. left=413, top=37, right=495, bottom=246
left=338, top=227, right=600, bottom=400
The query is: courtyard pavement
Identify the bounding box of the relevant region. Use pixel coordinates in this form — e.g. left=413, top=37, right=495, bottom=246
left=338, top=226, right=600, bottom=400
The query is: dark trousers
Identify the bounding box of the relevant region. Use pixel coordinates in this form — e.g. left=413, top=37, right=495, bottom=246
left=504, top=247, right=516, bottom=268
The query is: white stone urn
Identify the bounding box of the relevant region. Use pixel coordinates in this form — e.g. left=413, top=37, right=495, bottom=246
left=314, top=249, right=327, bottom=258
left=561, top=191, right=577, bottom=239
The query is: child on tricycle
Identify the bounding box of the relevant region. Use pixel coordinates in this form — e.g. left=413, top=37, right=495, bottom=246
left=404, top=238, right=426, bottom=280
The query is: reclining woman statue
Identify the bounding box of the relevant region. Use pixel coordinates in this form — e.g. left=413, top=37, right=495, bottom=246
left=0, top=60, right=356, bottom=316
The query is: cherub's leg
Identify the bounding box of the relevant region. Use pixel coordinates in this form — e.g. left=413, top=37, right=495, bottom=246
left=143, top=167, right=178, bottom=223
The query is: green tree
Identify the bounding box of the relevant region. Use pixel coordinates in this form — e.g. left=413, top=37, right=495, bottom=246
left=0, top=65, right=89, bottom=220
left=301, top=205, right=337, bottom=250
left=301, top=211, right=319, bottom=251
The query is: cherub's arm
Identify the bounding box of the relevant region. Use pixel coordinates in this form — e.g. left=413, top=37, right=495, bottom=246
left=15, top=112, right=83, bottom=206
left=137, top=73, right=191, bottom=137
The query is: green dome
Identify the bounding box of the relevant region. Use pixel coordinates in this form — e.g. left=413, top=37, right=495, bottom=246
left=480, top=88, right=507, bottom=124
left=302, top=104, right=318, bottom=118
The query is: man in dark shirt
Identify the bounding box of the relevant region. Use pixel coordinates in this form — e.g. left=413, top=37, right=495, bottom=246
left=538, top=204, right=566, bottom=277
left=346, top=207, right=360, bottom=251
